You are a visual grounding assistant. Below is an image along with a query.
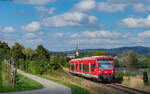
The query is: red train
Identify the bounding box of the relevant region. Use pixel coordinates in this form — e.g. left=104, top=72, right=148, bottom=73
left=69, top=56, right=115, bottom=81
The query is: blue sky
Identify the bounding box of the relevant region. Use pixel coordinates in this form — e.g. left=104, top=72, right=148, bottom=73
left=0, top=0, right=150, bottom=51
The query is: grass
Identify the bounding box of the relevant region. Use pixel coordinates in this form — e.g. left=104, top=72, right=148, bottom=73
left=39, top=69, right=123, bottom=94
left=122, top=75, right=150, bottom=91
left=0, top=73, right=43, bottom=93
left=42, top=75, right=90, bottom=94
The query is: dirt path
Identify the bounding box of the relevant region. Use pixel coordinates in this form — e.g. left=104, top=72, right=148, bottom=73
left=1, top=70, right=71, bottom=94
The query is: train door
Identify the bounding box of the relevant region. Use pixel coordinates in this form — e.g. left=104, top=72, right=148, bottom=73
left=81, top=63, right=83, bottom=74
left=89, top=61, right=91, bottom=77
left=74, top=62, right=76, bottom=72
left=91, top=60, right=95, bottom=76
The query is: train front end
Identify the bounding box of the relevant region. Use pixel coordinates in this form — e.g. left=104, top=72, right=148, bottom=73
left=97, top=57, right=115, bottom=82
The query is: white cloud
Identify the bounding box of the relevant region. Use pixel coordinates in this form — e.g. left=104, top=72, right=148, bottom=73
left=73, top=0, right=96, bottom=12
left=3, top=27, right=15, bottom=32
left=25, top=33, right=36, bottom=38
left=42, top=12, right=99, bottom=27
left=53, top=33, right=64, bottom=37
left=13, top=0, right=56, bottom=5
left=0, top=26, right=15, bottom=32
left=133, top=3, right=150, bottom=13
left=22, top=22, right=40, bottom=32
left=53, top=30, right=121, bottom=39
left=120, top=15, right=150, bottom=28
left=97, top=2, right=126, bottom=13
left=35, top=6, right=56, bottom=14
left=81, top=30, right=121, bottom=38
left=138, top=31, right=150, bottom=37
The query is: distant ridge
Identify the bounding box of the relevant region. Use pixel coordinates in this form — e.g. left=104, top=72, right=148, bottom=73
left=50, top=46, right=150, bottom=55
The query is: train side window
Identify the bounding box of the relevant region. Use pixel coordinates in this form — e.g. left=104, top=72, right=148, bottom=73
left=79, top=64, right=81, bottom=70
left=83, top=65, right=89, bottom=72
left=71, top=65, right=74, bottom=70
left=75, top=64, right=77, bottom=70
left=91, top=64, right=95, bottom=72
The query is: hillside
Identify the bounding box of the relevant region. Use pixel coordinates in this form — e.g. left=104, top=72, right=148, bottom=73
left=50, top=46, right=150, bottom=55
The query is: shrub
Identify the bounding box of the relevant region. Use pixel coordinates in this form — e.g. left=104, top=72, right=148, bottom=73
left=143, top=71, right=149, bottom=85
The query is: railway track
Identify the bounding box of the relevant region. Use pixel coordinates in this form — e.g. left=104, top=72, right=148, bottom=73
left=104, top=84, right=150, bottom=94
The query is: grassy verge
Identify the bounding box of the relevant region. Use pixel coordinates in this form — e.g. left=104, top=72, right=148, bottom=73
left=41, top=75, right=90, bottom=94
left=39, top=69, right=122, bottom=94
left=0, top=73, right=43, bottom=93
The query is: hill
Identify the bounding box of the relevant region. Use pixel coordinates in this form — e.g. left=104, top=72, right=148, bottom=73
left=50, top=46, right=150, bottom=55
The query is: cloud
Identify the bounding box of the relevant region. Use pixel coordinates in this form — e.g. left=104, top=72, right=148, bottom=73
left=35, top=6, right=56, bottom=14
left=107, top=0, right=150, bottom=4
left=138, top=31, right=150, bottom=38
left=73, top=0, right=96, bottom=12
left=120, top=15, right=150, bottom=28
left=53, top=30, right=121, bottom=39
left=3, top=27, right=15, bottom=32
left=21, top=22, right=40, bottom=32
left=13, top=0, right=56, bottom=5
left=0, top=26, right=15, bottom=32
left=133, top=3, right=150, bottom=13
left=42, top=11, right=99, bottom=27
left=96, top=2, right=126, bottom=13
left=25, top=33, right=36, bottom=39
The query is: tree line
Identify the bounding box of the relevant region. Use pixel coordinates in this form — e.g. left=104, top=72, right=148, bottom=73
left=0, top=41, right=70, bottom=75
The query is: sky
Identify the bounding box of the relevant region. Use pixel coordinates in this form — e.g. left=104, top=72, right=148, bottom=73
left=0, top=0, right=150, bottom=51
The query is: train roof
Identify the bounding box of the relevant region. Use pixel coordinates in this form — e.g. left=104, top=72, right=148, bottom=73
left=70, top=56, right=114, bottom=61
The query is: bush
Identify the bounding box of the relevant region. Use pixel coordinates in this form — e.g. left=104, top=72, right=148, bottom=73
left=0, top=65, right=2, bottom=88
left=143, top=71, right=149, bottom=85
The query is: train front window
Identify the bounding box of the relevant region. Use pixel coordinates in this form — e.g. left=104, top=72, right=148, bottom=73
left=97, top=59, right=113, bottom=70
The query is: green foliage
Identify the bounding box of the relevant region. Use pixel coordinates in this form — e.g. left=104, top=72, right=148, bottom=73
left=35, top=44, right=50, bottom=61
left=128, top=51, right=138, bottom=68
left=92, top=51, right=106, bottom=56
left=0, top=41, right=10, bottom=61
left=143, top=71, right=149, bottom=85
left=115, top=72, right=135, bottom=77
left=0, top=63, right=2, bottom=89
left=11, top=43, right=25, bottom=67
left=22, top=48, right=36, bottom=60
left=0, top=74, right=42, bottom=93
left=118, top=51, right=138, bottom=68
left=42, top=76, right=90, bottom=94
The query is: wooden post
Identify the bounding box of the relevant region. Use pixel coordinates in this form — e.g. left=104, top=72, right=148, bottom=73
left=10, top=57, right=15, bottom=88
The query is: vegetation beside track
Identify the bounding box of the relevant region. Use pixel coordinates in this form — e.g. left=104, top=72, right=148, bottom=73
left=42, top=75, right=90, bottom=94
left=41, top=69, right=123, bottom=94
left=0, top=73, right=43, bottom=93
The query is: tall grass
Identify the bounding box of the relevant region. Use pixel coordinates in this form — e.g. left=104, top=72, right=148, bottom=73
left=0, top=73, right=43, bottom=93
left=42, top=75, right=90, bottom=94
left=0, top=65, right=2, bottom=90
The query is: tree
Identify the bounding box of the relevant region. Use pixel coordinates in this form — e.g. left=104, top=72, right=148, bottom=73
left=10, top=42, right=25, bottom=67
left=118, top=51, right=138, bottom=68
left=92, top=51, right=107, bottom=56
left=0, top=41, right=10, bottom=61
left=35, top=44, right=50, bottom=61
left=23, top=48, right=36, bottom=60
left=143, top=71, right=149, bottom=85
left=128, top=51, right=137, bottom=68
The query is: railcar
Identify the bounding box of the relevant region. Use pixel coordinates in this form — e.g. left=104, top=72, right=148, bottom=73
left=69, top=56, right=115, bottom=82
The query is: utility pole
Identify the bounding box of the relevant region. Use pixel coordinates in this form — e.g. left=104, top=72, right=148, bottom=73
left=75, top=40, right=79, bottom=57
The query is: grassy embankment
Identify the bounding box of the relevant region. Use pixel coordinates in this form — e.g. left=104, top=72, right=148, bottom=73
left=115, top=72, right=150, bottom=92
left=0, top=73, right=43, bottom=93
left=42, top=68, right=123, bottom=94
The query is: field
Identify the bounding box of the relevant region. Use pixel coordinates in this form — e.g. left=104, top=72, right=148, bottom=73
left=42, top=68, right=124, bottom=94
left=121, top=75, right=150, bottom=92
left=0, top=73, right=43, bottom=93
